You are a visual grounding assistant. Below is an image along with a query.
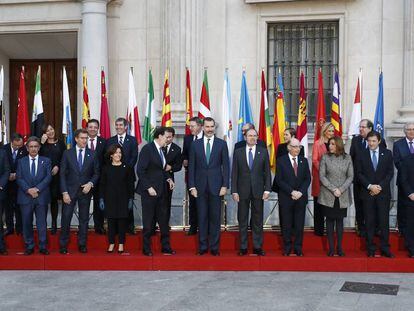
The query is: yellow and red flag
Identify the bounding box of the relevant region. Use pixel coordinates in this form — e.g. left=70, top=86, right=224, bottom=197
left=81, top=67, right=90, bottom=129
left=297, top=71, right=308, bottom=156
left=185, top=68, right=193, bottom=135
left=161, top=69, right=172, bottom=127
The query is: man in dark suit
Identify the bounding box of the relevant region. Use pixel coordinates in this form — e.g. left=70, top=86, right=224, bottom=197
left=136, top=126, right=175, bottom=256
left=393, top=122, right=414, bottom=237
left=400, top=153, right=414, bottom=257
left=182, top=116, right=203, bottom=235
left=232, top=128, right=271, bottom=256
left=2, top=133, right=27, bottom=236
left=86, top=119, right=107, bottom=234
left=106, top=117, right=138, bottom=234
left=188, top=117, right=229, bottom=256
left=59, top=129, right=100, bottom=254
left=234, top=123, right=266, bottom=150
left=16, top=137, right=52, bottom=255
left=0, top=148, right=11, bottom=255
left=273, top=138, right=311, bottom=256
left=356, top=131, right=394, bottom=258
left=350, top=119, right=386, bottom=237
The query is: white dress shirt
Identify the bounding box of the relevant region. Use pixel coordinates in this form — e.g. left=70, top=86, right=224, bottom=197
left=118, top=133, right=126, bottom=144
left=88, top=136, right=97, bottom=149
left=75, top=145, right=86, bottom=163
left=154, top=141, right=165, bottom=167
left=246, top=145, right=256, bottom=166
left=29, top=155, right=39, bottom=176
left=193, top=131, right=203, bottom=141
left=203, top=135, right=214, bottom=154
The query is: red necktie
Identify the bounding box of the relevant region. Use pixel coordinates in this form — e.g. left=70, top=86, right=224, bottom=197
left=293, top=157, right=298, bottom=176
left=90, top=139, right=95, bottom=151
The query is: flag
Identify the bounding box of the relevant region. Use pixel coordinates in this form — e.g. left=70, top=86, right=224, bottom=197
left=237, top=70, right=254, bottom=142
left=0, top=65, right=8, bottom=144
left=127, top=68, right=142, bottom=144
left=81, top=67, right=90, bottom=129
left=161, top=69, right=172, bottom=126
left=331, top=72, right=342, bottom=137
left=374, top=71, right=384, bottom=135
left=31, top=65, right=45, bottom=138
left=199, top=69, right=211, bottom=119
left=99, top=68, right=111, bottom=139
left=348, top=70, right=362, bottom=138
left=143, top=69, right=156, bottom=142
left=62, top=67, right=73, bottom=149
left=314, top=68, right=326, bottom=143
left=296, top=71, right=308, bottom=157
left=258, top=69, right=273, bottom=169
left=16, top=66, right=30, bottom=142
left=185, top=68, right=193, bottom=135
left=222, top=69, right=233, bottom=159
left=271, top=69, right=287, bottom=171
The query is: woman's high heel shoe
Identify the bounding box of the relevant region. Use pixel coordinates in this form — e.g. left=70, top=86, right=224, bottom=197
left=107, top=244, right=115, bottom=253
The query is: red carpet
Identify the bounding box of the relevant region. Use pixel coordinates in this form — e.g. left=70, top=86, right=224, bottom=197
left=1, top=230, right=413, bottom=272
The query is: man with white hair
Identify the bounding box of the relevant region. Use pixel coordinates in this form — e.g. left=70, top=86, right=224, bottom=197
left=393, top=122, right=414, bottom=237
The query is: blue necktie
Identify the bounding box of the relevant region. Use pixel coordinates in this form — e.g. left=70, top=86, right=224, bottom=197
left=31, top=158, right=36, bottom=177
left=159, top=147, right=165, bottom=168
left=78, top=149, right=83, bottom=171
left=248, top=148, right=254, bottom=170
left=12, top=150, right=17, bottom=162
left=372, top=151, right=378, bottom=171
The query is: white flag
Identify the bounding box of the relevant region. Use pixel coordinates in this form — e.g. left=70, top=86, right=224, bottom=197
left=221, top=70, right=233, bottom=159
left=348, top=70, right=362, bottom=138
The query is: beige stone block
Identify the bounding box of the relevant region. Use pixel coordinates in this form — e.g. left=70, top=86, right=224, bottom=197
left=118, top=28, right=146, bottom=60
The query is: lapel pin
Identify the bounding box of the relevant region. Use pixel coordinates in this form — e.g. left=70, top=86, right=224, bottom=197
left=258, top=151, right=261, bottom=154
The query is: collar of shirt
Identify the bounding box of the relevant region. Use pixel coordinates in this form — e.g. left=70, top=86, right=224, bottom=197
left=154, top=140, right=163, bottom=151
left=30, top=155, right=39, bottom=161
left=288, top=153, right=298, bottom=166
left=196, top=132, right=203, bottom=140
left=75, top=146, right=86, bottom=162
left=11, top=145, right=17, bottom=154
left=203, top=135, right=214, bottom=151
left=406, top=137, right=414, bottom=145
left=370, top=147, right=380, bottom=156
left=29, top=155, right=39, bottom=173
left=166, top=143, right=172, bottom=153
left=88, top=136, right=97, bottom=148
left=118, top=133, right=126, bottom=141
left=246, top=145, right=256, bottom=160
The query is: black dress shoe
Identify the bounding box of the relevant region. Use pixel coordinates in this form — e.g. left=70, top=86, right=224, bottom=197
left=5, top=229, right=14, bottom=236
left=282, top=249, right=291, bottom=256
left=381, top=250, right=395, bottom=258
left=0, top=248, right=8, bottom=255
left=210, top=250, right=220, bottom=256
left=186, top=227, right=198, bottom=236
left=327, top=250, right=334, bottom=257
left=197, top=249, right=208, bottom=256
left=408, top=252, right=414, bottom=258
left=294, top=250, right=304, bottom=257
left=78, top=246, right=88, bottom=253
left=59, top=248, right=68, bottom=255
left=367, top=251, right=375, bottom=257
left=24, top=249, right=34, bottom=256
left=337, top=249, right=345, bottom=257
left=238, top=249, right=248, bottom=256
left=253, top=248, right=265, bottom=256
left=314, top=232, right=324, bottom=237
left=94, top=227, right=106, bottom=235
left=50, top=227, right=57, bottom=235
left=162, top=248, right=176, bottom=255
left=127, top=228, right=136, bottom=235
left=143, top=250, right=153, bottom=256
left=39, top=249, right=50, bottom=255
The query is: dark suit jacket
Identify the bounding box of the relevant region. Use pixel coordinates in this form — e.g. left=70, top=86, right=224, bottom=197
left=3, top=143, right=28, bottom=173
left=350, top=135, right=387, bottom=182
left=276, top=142, right=304, bottom=159
left=234, top=139, right=266, bottom=150
left=88, top=136, right=106, bottom=166
left=136, top=142, right=170, bottom=197
left=393, top=137, right=412, bottom=185
left=59, top=147, right=100, bottom=199
left=188, top=136, right=229, bottom=195
left=164, top=142, right=182, bottom=181
left=273, top=154, right=311, bottom=208
left=106, top=134, right=138, bottom=168
left=16, top=156, right=52, bottom=205
left=400, top=154, right=414, bottom=207
left=182, top=134, right=203, bottom=162
left=356, top=147, right=394, bottom=200
left=231, top=145, right=271, bottom=199
left=0, top=149, right=11, bottom=200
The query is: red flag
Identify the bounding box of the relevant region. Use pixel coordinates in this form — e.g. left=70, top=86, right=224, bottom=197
left=296, top=72, right=308, bottom=156
left=99, top=69, right=111, bottom=139
left=314, top=69, right=326, bottom=143
left=185, top=68, right=193, bottom=135
left=16, top=66, right=30, bottom=142
left=258, top=71, right=267, bottom=142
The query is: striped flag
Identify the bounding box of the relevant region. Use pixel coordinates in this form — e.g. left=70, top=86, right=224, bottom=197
left=81, top=67, right=90, bottom=129
left=314, top=68, right=326, bottom=143
left=222, top=69, right=233, bottom=159
left=198, top=69, right=211, bottom=119
left=99, top=68, right=111, bottom=139
left=31, top=65, right=45, bottom=138
left=185, top=68, right=193, bottom=135
left=143, top=69, right=156, bottom=142
left=62, top=67, right=73, bottom=149
left=161, top=69, right=172, bottom=126
left=258, top=70, right=273, bottom=158
left=271, top=69, right=287, bottom=170
left=330, top=72, right=342, bottom=137
left=237, top=70, right=254, bottom=142
left=348, top=70, right=362, bottom=138
left=0, top=65, right=8, bottom=144
left=296, top=72, right=308, bottom=157
left=16, top=66, right=30, bottom=142
left=127, top=68, right=142, bottom=144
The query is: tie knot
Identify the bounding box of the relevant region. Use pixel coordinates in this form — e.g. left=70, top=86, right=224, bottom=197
left=79, top=148, right=83, bottom=153
left=293, top=157, right=296, bottom=161
left=249, top=148, right=252, bottom=151
left=31, top=158, right=36, bottom=161
left=373, top=150, right=376, bottom=154
left=90, top=138, right=94, bottom=142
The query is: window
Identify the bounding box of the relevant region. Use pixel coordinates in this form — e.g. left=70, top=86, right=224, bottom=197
left=267, top=22, right=339, bottom=130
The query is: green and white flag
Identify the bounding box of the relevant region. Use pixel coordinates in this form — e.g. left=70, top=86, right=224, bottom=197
left=31, top=65, right=44, bottom=137
left=143, top=69, right=156, bottom=142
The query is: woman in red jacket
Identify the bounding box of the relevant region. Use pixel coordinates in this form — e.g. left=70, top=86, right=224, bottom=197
left=312, top=122, right=335, bottom=236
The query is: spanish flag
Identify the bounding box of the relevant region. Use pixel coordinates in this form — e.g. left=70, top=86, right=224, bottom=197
left=81, top=67, right=90, bottom=129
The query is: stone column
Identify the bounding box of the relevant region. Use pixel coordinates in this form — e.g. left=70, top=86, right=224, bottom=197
left=80, top=0, right=109, bottom=120
left=396, top=0, right=414, bottom=123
